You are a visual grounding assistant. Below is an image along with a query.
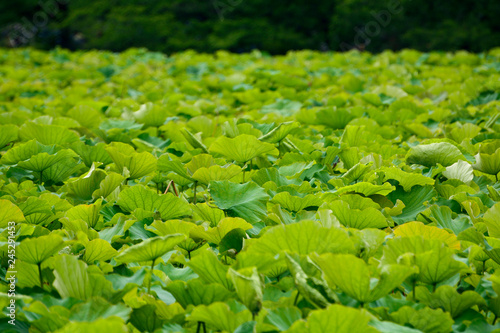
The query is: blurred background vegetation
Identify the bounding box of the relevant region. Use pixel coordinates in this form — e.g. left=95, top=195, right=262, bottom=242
left=1, top=0, right=499, bottom=54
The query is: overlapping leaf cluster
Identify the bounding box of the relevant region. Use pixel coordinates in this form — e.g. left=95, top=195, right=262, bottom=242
left=0, top=47, right=500, bottom=332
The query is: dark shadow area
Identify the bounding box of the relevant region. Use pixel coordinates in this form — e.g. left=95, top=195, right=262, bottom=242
left=1, top=0, right=499, bottom=54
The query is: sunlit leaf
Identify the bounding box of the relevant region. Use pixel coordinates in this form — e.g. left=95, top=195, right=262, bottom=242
left=187, top=302, right=252, bottom=332
left=209, top=134, right=278, bottom=163
left=53, top=255, right=112, bottom=300
left=0, top=199, right=24, bottom=227
left=406, top=142, right=465, bottom=167
left=210, top=180, right=269, bottom=223
left=117, top=185, right=191, bottom=220
left=394, top=221, right=459, bottom=249
left=114, top=234, right=185, bottom=263
left=106, top=142, right=157, bottom=179
left=82, top=239, right=118, bottom=264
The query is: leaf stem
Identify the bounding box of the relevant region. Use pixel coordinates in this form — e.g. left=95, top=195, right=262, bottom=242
left=293, top=291, right=300, bottom=306
left=148, top=258, right=156, bottom=294
left=193, top=181, right=198, bottom=204
left=164, top=180, right=179, bottom=196
left=172, top=181, right=179, bottom=196
left=494, top=315, right=498, bottom=325
left=38, top=263, right=43, bottom=289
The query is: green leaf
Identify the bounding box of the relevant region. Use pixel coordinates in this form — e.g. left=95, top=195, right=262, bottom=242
left=181, top=128, right=209, bottom=153
left=390, top=306, right=454, bottom=333
left=165, top=279, right=233, bottom=308
left=115, top=234, right=185, bottom=263
left=92, top=172, right=125, bottom=200
left=314, top=253, right=415, bottom=303
left=316, top=108, right=357, bottom=129
left=8, top=260, right=39, bottom=288
left=341, top=162, right=373, bottom=184
left=394, top=221, right=459, bottom=249
left=191, top=164, right=242, bottom=185
left=252, top=167, right=300, bottom=187
left=228, top=267, right=263, bottom=314
left=129, top=305, right=164, bottom=332
left=381, top=236, right=467, bottom=285
left=0, top=199, right=24, bottom=227
left=272, top=192, right=322, bottom=212
left=245, top=220, right=354, bottom=256
left=380, top=166, right=435, bottom=191
left=117, top=184, right=191, bottom=220
left=285, top=253, right=338, bottom=309
left=82, top=239, right=118, bottom=264
left=473, top=141, right=500, bottom=176
left=157, top=155, right=194, bottom=181
left=412, top=285, right=486, bottom=318
left=328, top=200, right=388, bottom=229
left=443, top=160, right=474, bottom=185
left=350, top=228, right=387, bottom=260
left=334, top=182, right=395, bottom=196
left=66, top=163, right=107, bottom=200
left=1, top=139, right=48, bottom=163
left=16, top=234, right=65, bottom=265
left=0, top=124, right=18, bottom=149
left=484, top=203, right=500, bottom=238
left=261, top=99, right=303, bottom=116
left=219, top=228, right=247, bottom=255
left=387, top=185, right=437, bottom=224
left=19, top=122, right=79, bottom=145
left=192, top=203, right=225, bottom=227
left=18, top=196, right=55, bottom=225
left=187, top=302, right=252, bottom=332
left=42, top=156, right=83, bottom=184
left=209, top=134, right=278, bottom=163
left=287, top=304, right=378, bottom=333
left=406, top=142, right=465, bottom=167
left=369, top=321, right=423, bottom=333
left=67, top=104, right=104, bottom=129
left=259, top=121, right=299, bottom=143
left=1, top=139, right=76, bottom=174
left=190, top=217, right=252, bottom=244
left=22, top=301, right=70, bottom=332
left=131, top=102, right=168, bottom=127
left=17, top=150, right=75, bottom=173
left=69, top=297, right=131, bottom=322
left=210, top=180, right=269, bottom=223
left=52, top=318, right=128, bottom=333
left=71, top=141, right=113, bottom=168
left=53, top=255, right=112, bottom=300
left=265, top=307, right=302, bottom=331
left=66, top=200, right=102, bottom=229
left=149, top=219, right=196, bottom=237
left=186, top=249, right=232, bottom=289
left=106, top=142, right=157, bottom=179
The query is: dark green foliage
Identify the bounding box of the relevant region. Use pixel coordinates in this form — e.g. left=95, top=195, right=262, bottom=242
left=1, top=0, right=498, bottom=53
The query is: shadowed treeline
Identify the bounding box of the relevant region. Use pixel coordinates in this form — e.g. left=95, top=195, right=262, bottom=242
left=1, top=0, right=499, bottom=54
